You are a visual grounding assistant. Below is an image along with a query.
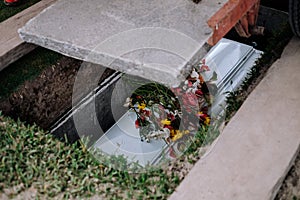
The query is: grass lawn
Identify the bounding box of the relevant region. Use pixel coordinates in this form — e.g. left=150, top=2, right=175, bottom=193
left=0, top=111, right=210, bottom=199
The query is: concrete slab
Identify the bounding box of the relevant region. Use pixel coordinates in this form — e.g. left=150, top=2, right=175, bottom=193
left=169, top=37, right=300, bottom=200
left=18, top=0, right=227, bottom=86
left=0, top=0, right=57, bottom=71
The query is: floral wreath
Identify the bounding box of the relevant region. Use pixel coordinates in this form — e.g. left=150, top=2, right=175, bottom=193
left=124, top=59, right=217, bottom=155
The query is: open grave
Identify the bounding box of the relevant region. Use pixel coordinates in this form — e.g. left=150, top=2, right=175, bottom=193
left=18, top=0, right=287, bottom=167
left=48, top=38, right=262, bottom=166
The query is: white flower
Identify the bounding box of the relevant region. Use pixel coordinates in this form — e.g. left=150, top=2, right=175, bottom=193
left=162, top=128, right=170, bottom=139
left=193, top=79, right=200, bottom=88
left=147, top=128, right=170, bottom=141
left=191, top=69, right=199, bottom=79
left=178, top=111, right=183, bottom=118
left=123, top=97, right=131, bottom=107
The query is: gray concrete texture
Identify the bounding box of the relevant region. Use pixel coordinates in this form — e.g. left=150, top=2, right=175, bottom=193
left=18, top=0, right=227, bottom=86
left=169, top=37, right=300, bottom=200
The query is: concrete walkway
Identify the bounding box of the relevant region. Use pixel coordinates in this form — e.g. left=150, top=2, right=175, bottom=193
left=169, top=37, right=300, bottom=200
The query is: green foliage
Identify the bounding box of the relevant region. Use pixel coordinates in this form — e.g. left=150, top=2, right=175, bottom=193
left=0, top=112, right=102, bottom=198
left=0, top=112, right=186, bottom=199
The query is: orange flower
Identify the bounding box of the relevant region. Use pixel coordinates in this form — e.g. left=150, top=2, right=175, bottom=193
left=199, top=75, right=205, bottom=83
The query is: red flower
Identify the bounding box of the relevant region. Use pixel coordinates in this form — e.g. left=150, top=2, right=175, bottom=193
left=135, top=120, right=140, bottom=128
left=163, top=125, right=173, bottom=130
left=183, top=92, right=198, bottom=107
left=200, top=59, right=210, bottom=72
left=200, top=64, right=210, bottom=72
left=195, top=89, right=203, bottom=97
left=167, top=113, right=176, bottom=121
left=196, top=112, right=207, bottom=118
left=141, top=109, right=151, bottom=117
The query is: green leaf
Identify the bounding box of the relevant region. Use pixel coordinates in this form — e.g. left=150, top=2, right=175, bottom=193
left=209, top=71, right=218, bottom=81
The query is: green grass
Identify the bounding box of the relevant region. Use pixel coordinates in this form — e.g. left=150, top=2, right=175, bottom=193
left=0, top=0, right=41, bottom=23
left=0, top=47, right=61, bottom=101
left=0, top=111, right=213, bottom=199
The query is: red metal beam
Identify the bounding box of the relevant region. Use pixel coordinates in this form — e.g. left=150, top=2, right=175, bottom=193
left=207, top=0, right=261, bottom=46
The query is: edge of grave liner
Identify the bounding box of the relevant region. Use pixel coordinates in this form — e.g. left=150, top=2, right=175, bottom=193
left=50, top=38, right=262, bottom=167
left=49, top=7, right=288, bottom=167
left=50, top=70, right=122, bottom=143
left=50, top=6, right=288, bottom=143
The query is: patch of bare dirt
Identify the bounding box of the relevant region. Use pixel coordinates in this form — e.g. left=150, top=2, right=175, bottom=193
left=0, top=56, right=114, bottom=130
left=275, top=152, right=300, bottom=200
left=0, top=184, right=37, bottom=200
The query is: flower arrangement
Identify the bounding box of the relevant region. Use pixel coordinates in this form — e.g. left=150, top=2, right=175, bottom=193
left=124, top=59, right=217, bottom=149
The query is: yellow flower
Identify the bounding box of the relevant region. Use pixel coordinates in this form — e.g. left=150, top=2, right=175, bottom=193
left=171, top=130, right=183, bottom=141
left=161, top=119, right=171, bottom=126
left=138, top=102, right=146, bottom=110
left=204, top=117, right=210, bottom=126
left=170, top=129, right=176, bottom=137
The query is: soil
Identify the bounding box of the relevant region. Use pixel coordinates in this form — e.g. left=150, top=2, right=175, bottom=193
left=0, top=56, right=115, bottom=130
left=275, top=152, right=300, bottom=200
left=0, top=56, right=80, bottom=129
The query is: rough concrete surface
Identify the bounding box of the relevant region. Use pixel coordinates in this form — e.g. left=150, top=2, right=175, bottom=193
left=18, top=0, right=227, bottom=86
left=169, top=37, right=300, bottom=200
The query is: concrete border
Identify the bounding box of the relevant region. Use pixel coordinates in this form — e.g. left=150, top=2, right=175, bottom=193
left=169, top=37, right=300, bottom=200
